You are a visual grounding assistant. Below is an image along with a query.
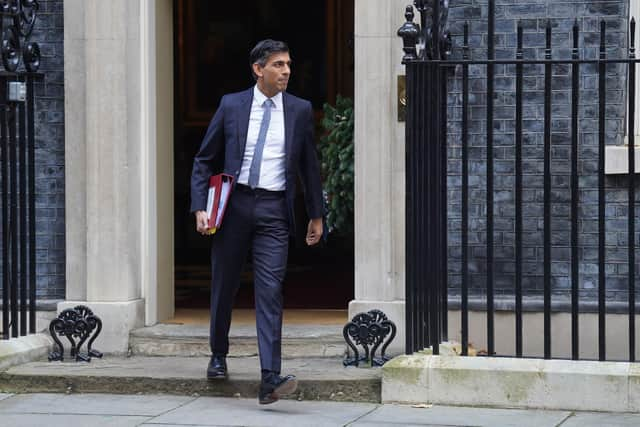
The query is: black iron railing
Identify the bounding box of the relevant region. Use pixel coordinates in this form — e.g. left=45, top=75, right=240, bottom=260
left=399, top=1, right=640, bottom=362
left=0, top=0, right=41, bottom=340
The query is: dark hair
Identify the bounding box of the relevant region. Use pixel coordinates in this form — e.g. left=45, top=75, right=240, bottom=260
left=249, top=39, right=289, bottom=80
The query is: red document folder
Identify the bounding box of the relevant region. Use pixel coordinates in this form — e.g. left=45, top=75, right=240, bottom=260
left=205, top=173, right=234, bottom=235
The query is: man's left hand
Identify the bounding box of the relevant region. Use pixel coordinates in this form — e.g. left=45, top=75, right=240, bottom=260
left=306, top=218, right=323, bottom=246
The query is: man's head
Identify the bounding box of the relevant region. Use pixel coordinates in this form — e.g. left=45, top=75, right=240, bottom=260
left=250, top=39, right=291, bottom=97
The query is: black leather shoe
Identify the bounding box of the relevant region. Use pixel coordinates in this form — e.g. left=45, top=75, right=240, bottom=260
left=258, top=374, right=298, bottom=405
left=207, top=355, right=227, bottom=379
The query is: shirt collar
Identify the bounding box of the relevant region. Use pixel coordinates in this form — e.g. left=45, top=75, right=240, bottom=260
left=253, top=85, right=282, bottom=110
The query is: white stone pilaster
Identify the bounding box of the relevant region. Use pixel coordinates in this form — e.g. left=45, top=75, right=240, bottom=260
left=63, top=0, right=174, bottom=353
left=63, top=0, right=87, bottom=301
left=351, top=0, right=408, bottom=353
left=83, top=0, right=141, bottom=303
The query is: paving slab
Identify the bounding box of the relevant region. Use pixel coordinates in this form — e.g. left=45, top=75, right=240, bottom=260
left=0, top=356, right=381, bottom=402
left=559, top=412, right=640, bottom=427
left=149, top=396, right=378, bottom=427
left=351, top=404, right=572, bottom=427
left=0, top=393, right=637, bottom=427
left=141, top=425, right=228, bottom=427
left=353, top=425, right=465, bottom=427
left=0, top=413, right=150, bottom=427
left=0, top=393, right=194, bottom=416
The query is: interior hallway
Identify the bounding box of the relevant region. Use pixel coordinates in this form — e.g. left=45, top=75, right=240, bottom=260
left=164, top=308, right=349, bottom=326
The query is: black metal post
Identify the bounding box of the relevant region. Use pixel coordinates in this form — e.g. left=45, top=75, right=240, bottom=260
left=27, top=76, right=36, bottom=333
left=598, top=20, right=607, bottom=361
left=571, top=19, right=581, bottom=361
left=9, top=102, right=17, bottom=338
left=419, top=60, right=427, bottom=351
left=18, top=80, right=26, bottom=336
left=461, top=21, right=470, bottom=356
left=515, top=21, right=524, bottom=358
left=432, top=0, right=443, bottom=355
left=486, top=0, right=495, bottom=356
left=399, top=5, right=419, bottom=355
left=431, top=59, right=441, bottom=355
left=1, top=80, right=7, bottom=340
left=543, top=20, right=552, bottom=359
left=405, top=63, right=418, bottom=354
left=405, top=61, right=415, bottom=355
left=628, top=18, right=636, bottom=363
left=440, top=64, right=448, bottom=343
left=425, top=60, right=433, bottom=352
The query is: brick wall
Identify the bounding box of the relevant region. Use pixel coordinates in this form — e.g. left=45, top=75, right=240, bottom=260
left=32, top=0, right=65, bottom=300
left=443, top=0, right=634, bottom=304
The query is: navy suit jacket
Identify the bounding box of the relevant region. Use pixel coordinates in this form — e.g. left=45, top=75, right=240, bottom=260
left=190, top=87, right=324, bottom=236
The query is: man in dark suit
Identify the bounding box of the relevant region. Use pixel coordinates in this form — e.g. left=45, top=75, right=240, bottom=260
left=190, top=39, right=323, bottom=405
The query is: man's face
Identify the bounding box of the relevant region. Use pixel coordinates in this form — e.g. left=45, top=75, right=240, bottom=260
left=253, top=52, right=291, bottom=96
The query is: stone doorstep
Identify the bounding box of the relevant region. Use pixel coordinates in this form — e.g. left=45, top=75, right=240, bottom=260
left=0, top=334, right=53, bottom=372
left=382, top=354, right=640, bottom=413
left=129, top=323, right=348, bottom=358
left=0, top=356, right=381, bottom=403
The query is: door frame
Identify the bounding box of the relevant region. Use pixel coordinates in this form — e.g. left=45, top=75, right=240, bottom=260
left=141, top=0, right=175, bottom=324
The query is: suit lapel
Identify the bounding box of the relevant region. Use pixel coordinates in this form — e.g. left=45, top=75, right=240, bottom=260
left=236, top=88, right=253, bottom=160
left=283, top=92, right=294, bottom=167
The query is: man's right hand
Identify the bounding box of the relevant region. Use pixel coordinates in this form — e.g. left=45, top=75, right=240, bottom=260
left=195, top=210, right=209, bottom=234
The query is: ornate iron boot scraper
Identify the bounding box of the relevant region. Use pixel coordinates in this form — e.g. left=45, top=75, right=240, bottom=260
left=48, top=305, right=103, bottom=362
left=343, top=309, right=396, bottom=367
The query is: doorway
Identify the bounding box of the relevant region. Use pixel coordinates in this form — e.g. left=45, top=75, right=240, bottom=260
left=173, top=0, right=355, bottom=311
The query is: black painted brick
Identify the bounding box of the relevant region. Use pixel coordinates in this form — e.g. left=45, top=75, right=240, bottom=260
left=443, top=0, right=635, bottom=303
left=0, top=1, right=66, bottom=300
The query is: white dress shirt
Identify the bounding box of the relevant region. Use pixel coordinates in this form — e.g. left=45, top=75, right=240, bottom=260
left=238, top=86, right=286, bottom=191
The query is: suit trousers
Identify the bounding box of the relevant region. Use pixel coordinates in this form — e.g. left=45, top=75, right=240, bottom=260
left=209, top=184, right=289, bottom=374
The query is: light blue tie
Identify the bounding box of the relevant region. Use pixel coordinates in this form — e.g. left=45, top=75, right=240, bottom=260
left=248, top=99, right=274, bottom=189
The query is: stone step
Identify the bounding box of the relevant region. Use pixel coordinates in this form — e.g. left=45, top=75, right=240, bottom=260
left=129, top=323, right=347, bottom=358
left=0, top=356, right=381, bottom=403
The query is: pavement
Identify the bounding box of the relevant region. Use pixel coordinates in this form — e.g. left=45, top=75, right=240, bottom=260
left=0, top=393, right=639, bottom=427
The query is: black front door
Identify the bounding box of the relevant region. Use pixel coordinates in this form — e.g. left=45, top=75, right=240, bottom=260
left=173, top=0, right=355, bottom=310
